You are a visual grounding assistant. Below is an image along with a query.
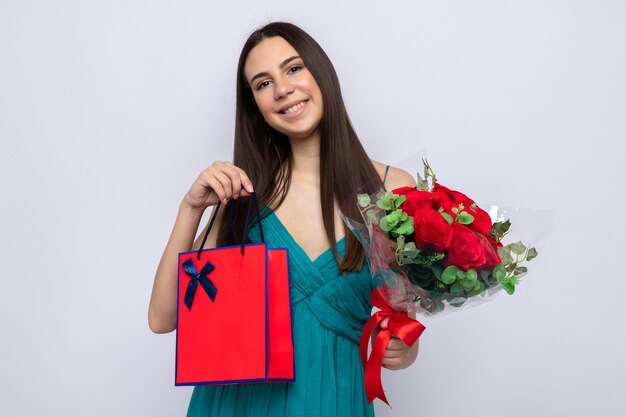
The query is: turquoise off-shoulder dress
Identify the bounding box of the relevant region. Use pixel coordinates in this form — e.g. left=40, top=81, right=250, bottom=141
left=186, top=168, right=389, bottom=417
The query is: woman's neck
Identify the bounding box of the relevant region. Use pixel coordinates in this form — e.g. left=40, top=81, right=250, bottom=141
left=288, top=131, right=321, bottom=181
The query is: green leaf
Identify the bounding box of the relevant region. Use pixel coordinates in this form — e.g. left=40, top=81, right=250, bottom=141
left=376, top=199, right=391, bottom=210
left=400, top=211, right=408, bottom=221
left=417, top=174, right=429, bottom=191
left=393, top=195, right=406, bottom=209
left=441, top=266, right=459, bottom=285
left=509, top=241, right=527, bottom=255
left=383, top=212, right=399, bottom=229
left=432, top=264, right=444, bottom=280
left=489, top=227, right=502, bottom=241
left=492, top=264, right=506, bottom=281
left=457, top=212, right=474, bottom=225
left=506, top=262, right=518, bottom=273
left=502, top=281, right=515, bottom=295
left=498, top=246, right=514, bottom=264
left=472, top=280, right=485, bottom=294
left=402, top=242, right=420, bottom=258
left=466, top=269, right=478, bottom=281
left=492, top=225, right=505, bottom=238
left=498, top=246, right=511, bottom=258
left=395, top=218, right=414, bottom=235
left=403, top=242, right=416, bottom=250
left=457, top=270, right=466, bottom=279
left=379, top=216, right=391, bottom=232
left=376, top=192, right=394, bottom=210
left=514, top=266, right=528, bottom=276
left=489, top=219, right=511, bottom=240
left=450, top=282, right=465, bottom=296
left=357, top=194, right=371, bottom=208
left=452, top=207, right=459, bottom=215
left=526, top=247, right=538, bottom=261
left=495, top=219, right=511, bottom=233
left=458, top=268, right=477, bottom=289
left=440, top=212, right=453, bottom=225
left=460, top=277, right=476, bottom=290
left=509, top=275, right=520, bottom=285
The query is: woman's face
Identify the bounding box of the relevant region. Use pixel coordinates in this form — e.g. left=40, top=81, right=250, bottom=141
left=243, top=36, right=324, bottom=141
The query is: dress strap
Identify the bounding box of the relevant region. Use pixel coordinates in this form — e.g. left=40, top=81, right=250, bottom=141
left=382, top=165, right=390, bottom=191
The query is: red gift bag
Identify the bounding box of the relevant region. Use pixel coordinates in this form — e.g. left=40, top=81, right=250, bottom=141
left=175, top=193, right=295, bottom=386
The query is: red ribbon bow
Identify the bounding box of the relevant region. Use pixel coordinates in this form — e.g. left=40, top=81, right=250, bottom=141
left=360, top=288, right=426, bottom=406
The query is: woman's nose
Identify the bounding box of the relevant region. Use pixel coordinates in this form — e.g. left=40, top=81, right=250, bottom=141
left=273, top=76, right=295, bottom=100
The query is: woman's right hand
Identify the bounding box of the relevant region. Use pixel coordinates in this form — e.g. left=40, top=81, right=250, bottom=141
left=183, top=161, right=255, bottom=210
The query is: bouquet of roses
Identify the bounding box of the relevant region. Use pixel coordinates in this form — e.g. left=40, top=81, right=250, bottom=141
left=348, top=159, right=544, bottom=315
left=343, top=158, right=552, bottom=405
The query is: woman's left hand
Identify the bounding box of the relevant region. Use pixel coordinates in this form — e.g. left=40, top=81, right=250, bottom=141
left=372, top=312, right=420, bottom=370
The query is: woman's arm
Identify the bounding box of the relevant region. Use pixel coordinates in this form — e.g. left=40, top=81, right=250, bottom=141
left=148, top=201, right=224, bottom=333
left=370, top=161, right=418, bottom=191
left=148, top=161, right=253, bottom=334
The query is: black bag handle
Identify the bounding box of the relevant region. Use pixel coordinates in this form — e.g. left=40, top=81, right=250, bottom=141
left=196, top=191, right=265, bottom=259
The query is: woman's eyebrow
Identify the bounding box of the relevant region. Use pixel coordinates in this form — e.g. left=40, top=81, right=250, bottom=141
left=249, top=55, right=301, bottom=85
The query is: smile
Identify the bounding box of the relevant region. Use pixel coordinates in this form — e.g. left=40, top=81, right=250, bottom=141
left=279, top=100, right=309, bottom=117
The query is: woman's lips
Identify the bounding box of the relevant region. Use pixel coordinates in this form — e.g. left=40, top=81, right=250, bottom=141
left=279, top=100, right=308, bottom=118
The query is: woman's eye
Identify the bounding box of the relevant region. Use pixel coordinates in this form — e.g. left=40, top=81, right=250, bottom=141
left=256, top=80, right=270, bottom=90
left=288, top=65, right=302, bottom=74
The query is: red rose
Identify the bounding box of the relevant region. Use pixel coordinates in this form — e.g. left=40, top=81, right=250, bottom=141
left=477, top=232, right=501, bottom=268
left=392, top=186, right=437, bottom=215
left=487, top=236, right=503, bottom=250
left=467, top=205, right=492, bottom=236
left=433, top=183, right=473, bottom=205
left=413, top=208, right=453, bottom=253
left=445, top=222, right=487, bottom=270
left=433, top=184, right=492, bottom=237
left=440, top=202, right=492, bottom=237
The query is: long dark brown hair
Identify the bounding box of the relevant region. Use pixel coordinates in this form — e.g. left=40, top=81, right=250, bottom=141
left=216, top=21, right=383, bottom=272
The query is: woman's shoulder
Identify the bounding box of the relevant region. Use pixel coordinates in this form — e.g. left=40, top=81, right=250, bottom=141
left=370, top=159, right=418, bottom=190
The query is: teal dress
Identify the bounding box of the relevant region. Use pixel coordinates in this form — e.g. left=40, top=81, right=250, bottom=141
left=186, top=167, right=388, bottom=417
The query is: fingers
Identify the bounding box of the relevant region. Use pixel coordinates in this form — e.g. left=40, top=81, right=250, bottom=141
left=233, top=166, right=254, bottom=194
left=384, top=337, right=410, bottom=351
left=371, top=318, right=404, bottom=344
left=202, top=161, right=255, bottom=205
left=382, top=344, right=410, bottom=369
left=212, top=162, right=254, bottom=198
left=372, top=313, right=420, bottom=370
left=219, top=162, right=254, bottom=192
left=382, top=357, right=409, bottom=370
left=382, top=340, right=412, bottom=370
left=204, top=167, right=233, bottom=204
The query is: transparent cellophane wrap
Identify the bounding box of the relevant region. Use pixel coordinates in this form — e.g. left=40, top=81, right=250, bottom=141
left=342, top=186, right=554, bottom=318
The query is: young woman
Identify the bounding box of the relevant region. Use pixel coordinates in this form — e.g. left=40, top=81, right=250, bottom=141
left=148, top=21, right=420, bottom=417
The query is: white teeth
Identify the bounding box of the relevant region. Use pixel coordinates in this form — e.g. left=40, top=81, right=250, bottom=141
left=283, top=101, right=306, bottom=114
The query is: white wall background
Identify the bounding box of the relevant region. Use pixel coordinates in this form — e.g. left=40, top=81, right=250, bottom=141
left=1, top=1, right=625, bottom=416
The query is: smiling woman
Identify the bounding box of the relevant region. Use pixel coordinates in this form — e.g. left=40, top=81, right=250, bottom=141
left=244, top=37, right=324, bottom=141
left=148, top=21, right=419, bottom=417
